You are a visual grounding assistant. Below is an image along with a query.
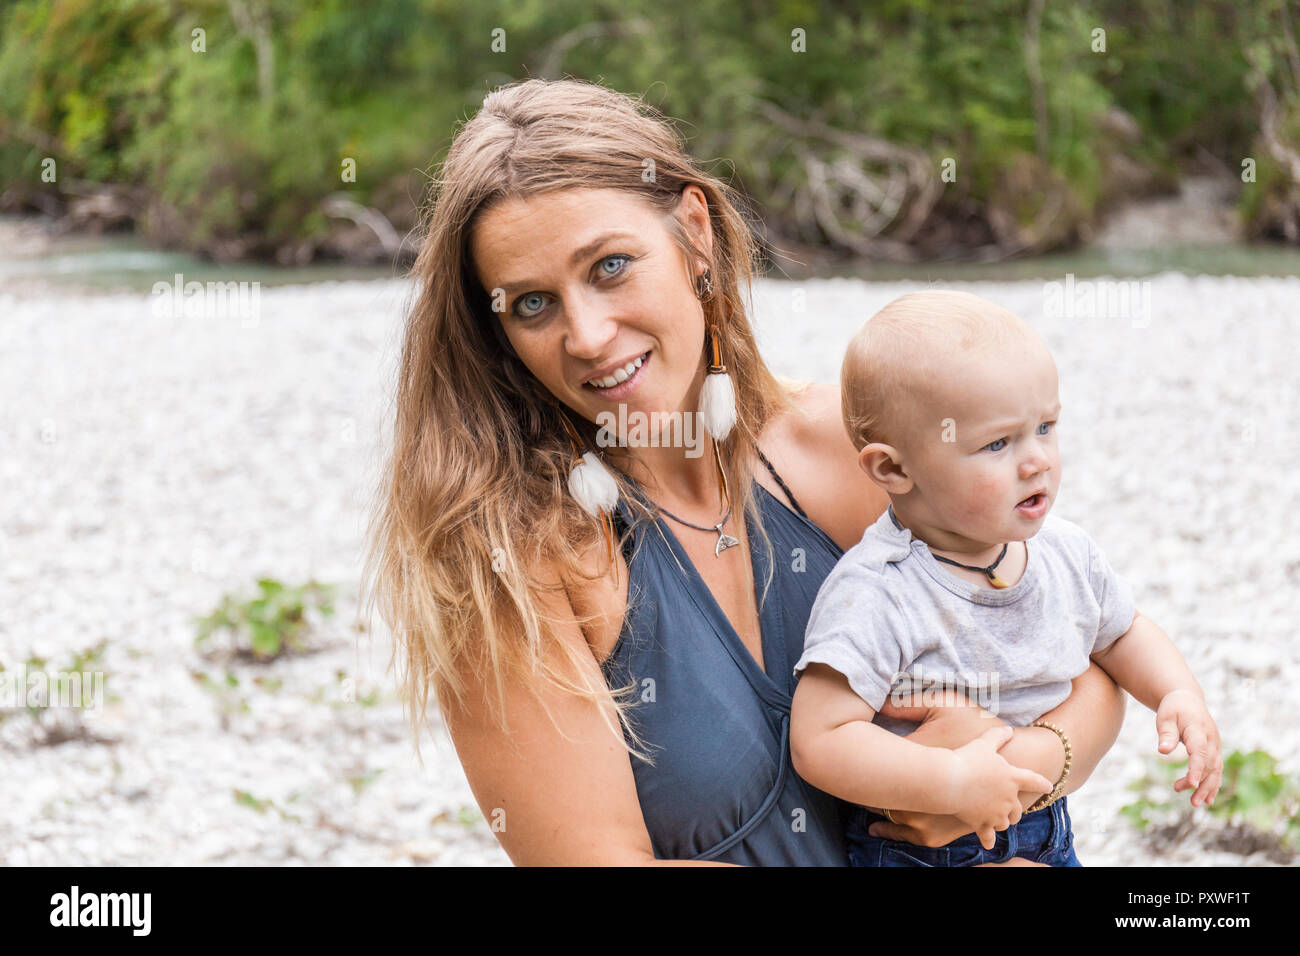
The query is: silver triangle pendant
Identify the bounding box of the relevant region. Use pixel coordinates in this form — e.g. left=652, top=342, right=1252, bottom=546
left=713, top=523, right=741, bottom=556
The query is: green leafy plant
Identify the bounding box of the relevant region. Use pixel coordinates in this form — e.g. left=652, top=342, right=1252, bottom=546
left=456, top=806, right=482, bottom=827
left=308, top=670, right=382, bottom=709
left=191, top=666, right=291, bottom=731
left=190, top=668, right=251, bottom=727
left=0, top=640, right=116, bottom=746
left=430, top=806, right=483, bottom=829
left=233, top=788, right=303, bottom=824
left=1122, top=749, right=1300, bottom=855
left=346, top=768, right=385, bottom=797
left=195, top=578, right=335, bottom=662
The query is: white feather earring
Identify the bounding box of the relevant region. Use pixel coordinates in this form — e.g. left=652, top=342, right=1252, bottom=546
left=567, top=449, right=619, bottom=518
left=559, top=413, right=620, bottom=581
left=698, top=323, right=736, bottom=440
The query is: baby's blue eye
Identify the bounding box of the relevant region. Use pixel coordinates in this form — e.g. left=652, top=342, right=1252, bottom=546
left=1037, top=422, right=1054, bottom=435
left=984, top=438, right=1007, bottom=452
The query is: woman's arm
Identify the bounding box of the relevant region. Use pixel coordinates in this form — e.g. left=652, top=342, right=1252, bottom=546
left=868, top=663, right=1127, bottom=846
left=1005, top=661, right=1128, bottom=797
left=441, top=567, right=734, bottom=866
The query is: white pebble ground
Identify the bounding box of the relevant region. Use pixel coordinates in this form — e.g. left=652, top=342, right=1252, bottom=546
left=2, top=269, right=1297, bottom=866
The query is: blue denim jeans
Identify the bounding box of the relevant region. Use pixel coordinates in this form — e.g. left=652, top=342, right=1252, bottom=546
left=846, top=796, right=1082, bottom=867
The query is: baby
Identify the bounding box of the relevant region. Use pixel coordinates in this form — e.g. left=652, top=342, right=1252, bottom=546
left=789, top=290, right=1222, bottom=867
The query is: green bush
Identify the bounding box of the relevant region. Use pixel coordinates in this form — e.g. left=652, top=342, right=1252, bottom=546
left=2, top=0, right=1297, bottom=257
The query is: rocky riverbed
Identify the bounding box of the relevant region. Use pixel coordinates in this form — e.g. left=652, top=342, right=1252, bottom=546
left=2, top=253, right=1297, bottom=865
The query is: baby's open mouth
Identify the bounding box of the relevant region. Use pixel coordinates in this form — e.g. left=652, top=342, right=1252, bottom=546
left=1017, top=493, right=1046, bottom=509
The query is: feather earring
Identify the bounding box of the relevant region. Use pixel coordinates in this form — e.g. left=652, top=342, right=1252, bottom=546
left=567, top=449, right=619, bottom=519
left=558, top=413, right=620, bottom=581
left=698, top=323, right=736, bottom=440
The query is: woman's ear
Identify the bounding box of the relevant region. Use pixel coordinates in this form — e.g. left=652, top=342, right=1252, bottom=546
left=678, top=184, right=714, bottom=264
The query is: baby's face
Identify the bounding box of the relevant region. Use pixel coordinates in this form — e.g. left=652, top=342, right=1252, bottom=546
left=903, top=338, right=1061, bottom=546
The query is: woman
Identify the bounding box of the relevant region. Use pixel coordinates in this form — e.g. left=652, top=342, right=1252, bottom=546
left=362, top=77, right=1126, bottom=866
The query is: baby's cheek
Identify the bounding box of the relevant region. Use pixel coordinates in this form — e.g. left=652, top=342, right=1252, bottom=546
left=961, top=472, right=1007, bottom=516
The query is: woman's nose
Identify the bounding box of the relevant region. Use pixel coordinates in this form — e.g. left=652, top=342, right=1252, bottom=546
left=562, top=294, right=619, bottom=358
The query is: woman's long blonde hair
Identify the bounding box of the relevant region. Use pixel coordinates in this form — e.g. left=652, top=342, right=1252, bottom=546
left=362, top=77, right=798, bottom=763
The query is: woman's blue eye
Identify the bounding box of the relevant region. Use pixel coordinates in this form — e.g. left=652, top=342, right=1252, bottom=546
left=512, top=255, right=632, bottom=318
left=599, top=254, right=631, bottom=277
left=516, top=293, right=547, bottom=317
left=984, top=438, right=1007, bottom=452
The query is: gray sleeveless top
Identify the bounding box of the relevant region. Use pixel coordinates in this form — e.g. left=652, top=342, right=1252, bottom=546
left=601, top=451, right=853, bottom=865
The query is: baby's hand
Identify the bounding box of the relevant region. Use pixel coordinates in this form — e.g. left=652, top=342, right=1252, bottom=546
left=949, top=726, right=1054, bottom=850
left=1155, top=688, right=1222, bottom=807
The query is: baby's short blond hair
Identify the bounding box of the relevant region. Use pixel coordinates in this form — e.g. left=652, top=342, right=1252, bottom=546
left=841, top=290, right=1034, bottom=450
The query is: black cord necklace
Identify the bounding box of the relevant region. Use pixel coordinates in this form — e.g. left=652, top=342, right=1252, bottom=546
left=931, top=543, right=1016, bottom=589
left=610, top=439, right=741, bottom=557
left=889, top=505, right=1019, bottom=588
left=656, top=500, right=740, bottom=557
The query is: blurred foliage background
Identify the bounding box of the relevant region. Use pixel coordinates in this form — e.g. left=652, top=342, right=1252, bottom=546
left=1, top=0, right=1298, bottom=266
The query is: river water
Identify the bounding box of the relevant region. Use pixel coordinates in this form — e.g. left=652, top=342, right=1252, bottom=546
left=6, top=216, right=1300, bottom=293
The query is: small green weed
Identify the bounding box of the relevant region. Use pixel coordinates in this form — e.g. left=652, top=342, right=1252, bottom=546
left=195, top=578, right=335, bottom=661
left=346, top=768, right=385, bottom=797
left=191, top=669, right=251, bottom=728
left=1122, top=749, right=1300, bottom=859
left=0, top=640, right=116, bottom=746
left=308, top=670, right=381, bottom=708
left=233, top=788, right=304, bottom=824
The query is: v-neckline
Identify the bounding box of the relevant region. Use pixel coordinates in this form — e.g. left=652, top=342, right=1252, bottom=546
left=637, top=481, right=793, bottom=709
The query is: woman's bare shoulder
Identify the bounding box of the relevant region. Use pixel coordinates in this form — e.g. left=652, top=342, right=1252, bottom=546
left=760, top=381, right=887, bottom=551
left=560, top=534, right=630, bottom=666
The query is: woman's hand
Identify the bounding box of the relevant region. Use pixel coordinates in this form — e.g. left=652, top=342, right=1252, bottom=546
left=866, top=808, right=975, bottom=848
left=866, top=666, right=1127, bottom=847
left=866, top=692, right=1012, bottom=846
left=879, top=690, right=1008, bottom=748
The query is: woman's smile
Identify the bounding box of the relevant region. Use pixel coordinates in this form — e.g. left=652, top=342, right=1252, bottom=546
left=581, top=349, right=651, bottom=399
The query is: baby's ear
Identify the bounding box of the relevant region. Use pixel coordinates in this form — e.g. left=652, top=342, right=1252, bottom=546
left=858, top=443, right=911, bottom=492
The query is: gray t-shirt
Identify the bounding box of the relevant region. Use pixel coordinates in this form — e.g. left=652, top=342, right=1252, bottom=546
left=793, top=505, right=1137, bottom=735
